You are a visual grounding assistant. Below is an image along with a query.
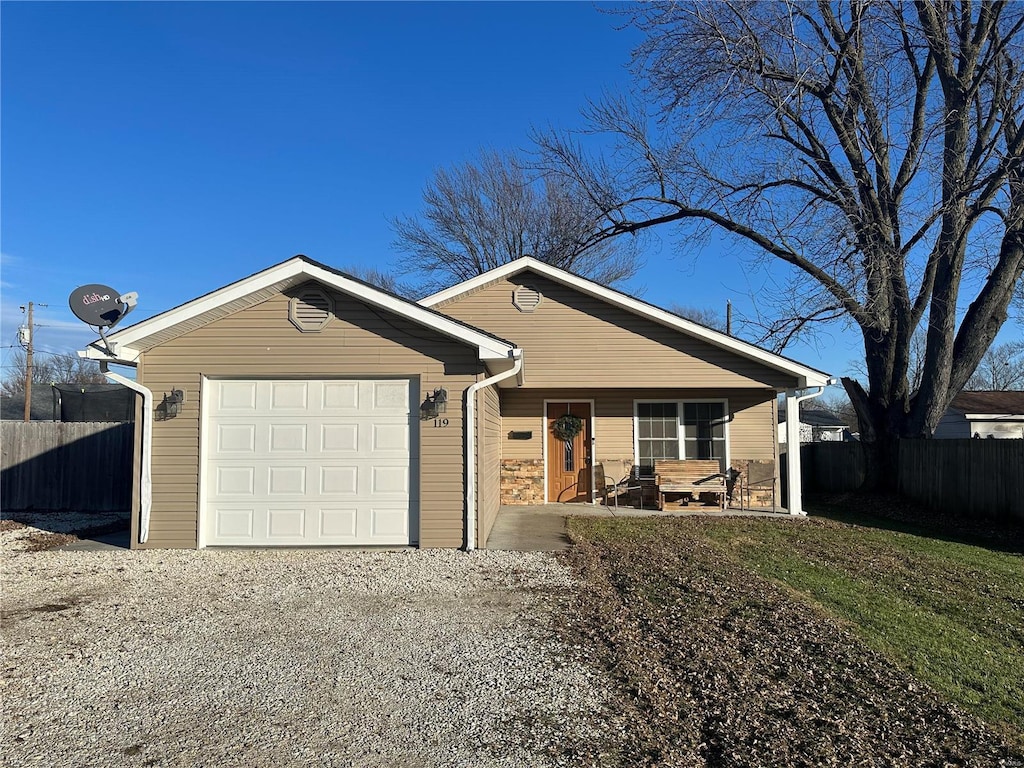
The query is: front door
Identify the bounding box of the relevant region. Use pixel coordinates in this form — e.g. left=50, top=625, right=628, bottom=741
left=546, top=402, right=592, bottom=502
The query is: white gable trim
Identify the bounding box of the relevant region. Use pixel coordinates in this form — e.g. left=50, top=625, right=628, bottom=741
left=82, top=257, right=516, bottom=365
left=420, top=256, right=830, bottom=388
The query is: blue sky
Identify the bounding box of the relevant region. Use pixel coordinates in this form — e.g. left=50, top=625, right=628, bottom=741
left=1, top=1, right=916, bottom=387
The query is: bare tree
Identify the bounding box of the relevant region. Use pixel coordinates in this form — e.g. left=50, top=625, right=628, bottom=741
left=48, top=354, right=107, bottom=386
left=817, top=391, right=860, bottom=429
left=668, top=304, right=728, bottom=333
left=965, top=341, right=1024, bottom=390
left=342, top=265, right=411, bottom=298
left=538, top=1, right=1024, bottom=488
left=391, top=149, right=642, bottom=295
left=2, top=350, right=54, bottom=396
left=1, top=351, right=105, bottom=396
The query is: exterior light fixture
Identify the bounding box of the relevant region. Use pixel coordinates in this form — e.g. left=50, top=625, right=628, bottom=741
left=419, top=387, right=448, bottom=421
left=158, top=389, right=184, bottom=420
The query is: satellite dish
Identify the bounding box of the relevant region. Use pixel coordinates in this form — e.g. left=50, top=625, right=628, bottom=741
left=69, top=284, right=136, bottom=328
left=69, top=284, right=138, bottom=357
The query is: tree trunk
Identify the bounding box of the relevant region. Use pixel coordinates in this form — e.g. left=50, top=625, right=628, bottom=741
left=842, top=375, right=903, bottom=493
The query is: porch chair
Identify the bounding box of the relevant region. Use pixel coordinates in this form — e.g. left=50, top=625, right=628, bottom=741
left=597, top=460, right=631, bottom=509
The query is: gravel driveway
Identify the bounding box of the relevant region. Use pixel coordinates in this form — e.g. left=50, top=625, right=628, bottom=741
left=2, top=542, right=610, bottom=767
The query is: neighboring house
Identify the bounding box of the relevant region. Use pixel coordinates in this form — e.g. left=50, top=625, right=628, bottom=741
left=82, top=255, right=830, bottom=550
left=934, top=390, right=1024, bottom=439
left=777, top=405, right=849, bottom=444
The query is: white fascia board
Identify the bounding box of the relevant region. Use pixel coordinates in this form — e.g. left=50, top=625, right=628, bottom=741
left=965, top=413, right=1023, bottom=420
left=421, top=256, right=831, bottom=388
left=81, top=342, right=139, bottom=364
left=84, top=257, right=514, bottom=363
left=419, top=259, right=535, bottom=306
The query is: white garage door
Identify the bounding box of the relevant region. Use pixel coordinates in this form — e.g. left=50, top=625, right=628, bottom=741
left=203, top=379, right=414, bottom=546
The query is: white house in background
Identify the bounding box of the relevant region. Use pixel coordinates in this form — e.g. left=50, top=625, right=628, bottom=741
left=934, top=391, right=1024, bottom=439
left=778, top=405, right=850, bottom=445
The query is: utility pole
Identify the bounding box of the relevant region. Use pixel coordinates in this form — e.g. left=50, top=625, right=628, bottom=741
left=22, top=302, right=34, bottom=421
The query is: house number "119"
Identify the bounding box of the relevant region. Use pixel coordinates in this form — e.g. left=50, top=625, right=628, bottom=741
left=433, top=418, right=450, bottom=428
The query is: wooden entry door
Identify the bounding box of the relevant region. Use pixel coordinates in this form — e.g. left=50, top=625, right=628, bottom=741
left=546, top=402, right=592, bottom=502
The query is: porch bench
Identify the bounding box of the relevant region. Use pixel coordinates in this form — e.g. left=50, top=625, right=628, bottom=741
left=654, top=459, right=728, bottom=511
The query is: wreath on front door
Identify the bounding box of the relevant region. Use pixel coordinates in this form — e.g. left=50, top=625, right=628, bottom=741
left=552, top=414, right=584, bottom=442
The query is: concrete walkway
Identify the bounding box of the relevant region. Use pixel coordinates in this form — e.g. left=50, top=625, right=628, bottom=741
left=485, top=502, right=791, bottom=551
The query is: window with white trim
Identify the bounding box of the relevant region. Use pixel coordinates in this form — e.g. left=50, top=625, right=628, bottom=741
left=636, top=402, right=680, bottom=462
left=636, top=400, right=728, bottom=468
left=682, top=401, right=727, bottom=462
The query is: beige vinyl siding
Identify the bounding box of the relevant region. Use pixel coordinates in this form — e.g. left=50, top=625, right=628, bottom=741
left=436, top=273, right=796, bottom=389
left=476, top=385, right=502, bottom=548
left=500, top=388, right=777, bottom=465
left=138, top=284, right=481, bottom=549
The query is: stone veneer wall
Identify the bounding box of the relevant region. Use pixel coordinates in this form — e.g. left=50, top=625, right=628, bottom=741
left=500, top=459, right=545, bottom=505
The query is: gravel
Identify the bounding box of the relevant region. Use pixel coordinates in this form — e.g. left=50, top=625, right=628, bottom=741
left=2, top=536, right=612, bottom=767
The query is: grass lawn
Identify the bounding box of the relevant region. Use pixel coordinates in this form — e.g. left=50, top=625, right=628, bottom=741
left=700, top=509, right=1024, bottom=735
left=559, top=506, right=1024, bottom=767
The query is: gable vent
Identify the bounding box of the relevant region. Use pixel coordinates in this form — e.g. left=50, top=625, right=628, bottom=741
left=512, top=285, right=543, bottom=313
left=289, top=288, right=334, bottom=332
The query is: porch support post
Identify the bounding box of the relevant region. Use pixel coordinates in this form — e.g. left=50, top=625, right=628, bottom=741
left=783, top=386, right=826, bottom=516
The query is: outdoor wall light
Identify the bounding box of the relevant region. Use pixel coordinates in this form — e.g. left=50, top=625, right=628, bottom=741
left=419, top=387, right=448, bottom=421
left=158, top=388, right=184, bottom=420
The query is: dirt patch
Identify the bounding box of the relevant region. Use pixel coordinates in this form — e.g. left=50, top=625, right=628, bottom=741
left=557, top=518, right=1023, bottom=767
left=1, top=512, right=129, bottom=552
left=21, top=532, right=79, bottom=552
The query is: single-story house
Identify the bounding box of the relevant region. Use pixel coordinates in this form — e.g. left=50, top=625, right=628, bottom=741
left=777, top=405, right=849, bottom=444
left=83, top=255, right=831, bottom=550
left=933, top=390, right=1024, bottom=439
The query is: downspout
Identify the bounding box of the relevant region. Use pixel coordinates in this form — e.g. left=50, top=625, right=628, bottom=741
left=783, top=380, right=835, bottom=516
left=101, top=363, right=153, bottom=544
left=465, top=349, right=523, bottom=551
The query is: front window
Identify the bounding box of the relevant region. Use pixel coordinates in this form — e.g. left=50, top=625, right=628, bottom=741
left=636, top=400, right=727, bottom=469
left=637, top=402, right=680, bottom=463
left=682, top=402, right=726, bottom=462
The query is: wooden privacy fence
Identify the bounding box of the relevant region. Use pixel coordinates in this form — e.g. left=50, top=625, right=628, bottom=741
left=1, top=422, right=134, bottom=511
left=897, top=439, right=1023, bottom=523
left=800, top=442, right=866, bottom=493
left=799, top=439, right=1023, bottom=523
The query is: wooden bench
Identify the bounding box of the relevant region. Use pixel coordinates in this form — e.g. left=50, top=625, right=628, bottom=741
left=654, top=459, right=728, bottom=511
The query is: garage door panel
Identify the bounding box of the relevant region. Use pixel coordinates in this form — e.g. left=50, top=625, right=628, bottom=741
left=322, top=381, right=359, bottom=411
left=215, top=466, right=255, bottom=496
left=208, top=504, right=408, bottom=545
left=270, top=381, right=308, bottom=410
left=268, top=466, right=306, bottom=495
left=371, top=465, right=408, bottom=494
left=217, top=424, right=256, bottom=453
left=373, top=380, right=411, bottom=411
left=205, top=379, right=413, bottom=547
left=372, top=423, right=408, bottom=451
left=320, top=465, right=358, bottom=494
left=268, top=424, right=307, bottom=452
left=218, top=381, right=258, bottom=411
left=268, top=508, right=305, bottom=538
left=215, top=508, right=254, bottom=538
left=320, top=507, right=358, bottom=537
left=371, top=506, right=409, bottom=537
left=321, top=424, right=359, bottom=452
